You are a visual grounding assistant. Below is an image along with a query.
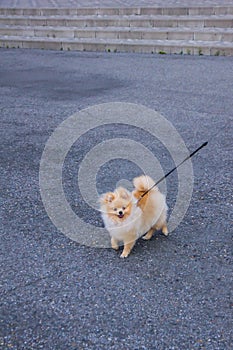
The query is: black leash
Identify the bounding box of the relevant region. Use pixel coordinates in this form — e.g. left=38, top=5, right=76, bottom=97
left=138, top=141, right=208, bottom=202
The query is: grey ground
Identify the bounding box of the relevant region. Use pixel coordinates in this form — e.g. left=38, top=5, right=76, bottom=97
left=0, top=48, right=233, bottom=350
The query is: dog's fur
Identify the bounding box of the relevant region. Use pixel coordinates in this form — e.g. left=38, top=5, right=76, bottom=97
left=100, top=175, right=168, bottom=258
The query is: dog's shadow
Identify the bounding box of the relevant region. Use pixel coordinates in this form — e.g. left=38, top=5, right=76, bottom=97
left=110, top=230, right=170, bottom=259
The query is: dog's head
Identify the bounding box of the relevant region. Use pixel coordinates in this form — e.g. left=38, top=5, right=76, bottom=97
left=100, top=187, right=132, bottom=221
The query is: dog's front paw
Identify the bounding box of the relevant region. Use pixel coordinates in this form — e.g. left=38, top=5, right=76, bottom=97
left=120, top=251, right=129, bottom=258
left=142, top=235, right=150, bottom=240
left=162, top=225, right=169, bottom=236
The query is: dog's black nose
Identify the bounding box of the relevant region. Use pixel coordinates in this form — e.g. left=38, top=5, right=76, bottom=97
left=119, top=210, right=123, bottom=215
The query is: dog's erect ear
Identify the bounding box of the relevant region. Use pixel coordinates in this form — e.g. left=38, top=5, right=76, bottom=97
left=99, top=192, right=115, bottom=204
left=116, top=187, right=131, bottom=200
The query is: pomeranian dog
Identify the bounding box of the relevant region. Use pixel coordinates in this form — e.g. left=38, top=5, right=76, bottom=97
left=100, top=175, right=168, bottom=258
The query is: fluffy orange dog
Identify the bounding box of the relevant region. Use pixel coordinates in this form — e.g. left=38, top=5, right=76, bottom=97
left=100, top=175, right=168, bottom=258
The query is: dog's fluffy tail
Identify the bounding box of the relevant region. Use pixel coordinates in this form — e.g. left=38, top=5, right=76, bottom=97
left=133, top=175, right=156, bottom=192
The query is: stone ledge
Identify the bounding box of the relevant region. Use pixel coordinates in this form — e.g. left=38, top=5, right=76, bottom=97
left=1, top=35, right=232, bottom=55
left=0, top=25, right=233, bottom=42
left=0, top=14, right=233, bottom=29
left=1, top=6, right=233, bottom=16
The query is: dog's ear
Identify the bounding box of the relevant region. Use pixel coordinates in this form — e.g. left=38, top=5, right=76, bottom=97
left=116, top=187, right=131, bottom=200
left=99, top=192, right=115, bottom=204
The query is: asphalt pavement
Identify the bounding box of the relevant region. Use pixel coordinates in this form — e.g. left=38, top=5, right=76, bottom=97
left=0, top=48, right=232, bottom=349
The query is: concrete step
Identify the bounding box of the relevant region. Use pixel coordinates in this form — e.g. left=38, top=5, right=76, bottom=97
left=0, top=14, right=233, bottom=28
left=1, top=5, right=233, bottom=55
left=1, top=6, right=233, bottom=16
left=1, top=25, right=233, bottom=42
left=1, top=35, right=233, bottom=56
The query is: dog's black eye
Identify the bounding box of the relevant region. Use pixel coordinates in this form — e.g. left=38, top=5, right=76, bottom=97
left=122, top=207, right=126, bottom=210
left=113, top=208, right=117, bottom=211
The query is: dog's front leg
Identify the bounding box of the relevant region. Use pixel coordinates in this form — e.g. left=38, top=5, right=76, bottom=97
left=111, top=237, right=119, bottom=250
left=120, top=231, right=136, bottom=258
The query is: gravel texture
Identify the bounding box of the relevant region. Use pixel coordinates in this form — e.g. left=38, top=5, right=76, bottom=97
left=0, top=48, right=232, bottom=350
